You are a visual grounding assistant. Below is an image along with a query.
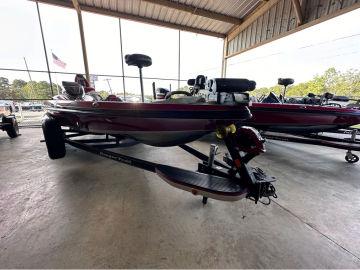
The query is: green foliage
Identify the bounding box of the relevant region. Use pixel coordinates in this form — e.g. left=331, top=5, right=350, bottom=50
left=97, top=90, right=109, bottom=100
left=0, top=78, right=60, bottom=100
left=0, top=67, right=359, bottom=100
left=253, top=67, right=360, bottom=98
left=0, top=77, right=11, bottom=99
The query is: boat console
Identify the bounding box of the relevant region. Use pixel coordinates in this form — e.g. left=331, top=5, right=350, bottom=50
left=187, top=75, right=255, bottom=105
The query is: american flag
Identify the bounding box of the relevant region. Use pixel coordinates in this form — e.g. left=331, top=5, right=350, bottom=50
left=52, top=53, right=66, bottom=69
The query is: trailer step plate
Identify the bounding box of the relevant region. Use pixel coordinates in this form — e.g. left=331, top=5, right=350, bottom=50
left=156, top=165, right=248, bottom=201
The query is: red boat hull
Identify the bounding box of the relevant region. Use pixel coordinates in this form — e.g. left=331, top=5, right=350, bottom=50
left=46, top=100, right=251, bottom=146
left=247, top=103, right=360, bottom=133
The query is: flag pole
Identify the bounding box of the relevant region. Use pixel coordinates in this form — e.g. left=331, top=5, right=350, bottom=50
left=118, top=18, right=126, bottom=100
left=51, top=50, right=60, bottom=95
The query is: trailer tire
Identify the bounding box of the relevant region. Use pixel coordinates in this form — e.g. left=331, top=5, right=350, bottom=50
left=42, top=115, right=66, bottom=159
left=345, top=153, right=359, bottom=163
left=3, top=116, right=19, bottom=138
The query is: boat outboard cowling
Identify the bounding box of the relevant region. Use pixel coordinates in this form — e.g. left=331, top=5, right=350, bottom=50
left=62, top=81, right=84, bottom=100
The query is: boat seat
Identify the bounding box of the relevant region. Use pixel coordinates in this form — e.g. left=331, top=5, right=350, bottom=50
left=62, top=81, right=84, bottom=100
left=153, top=96, right=206, bottom=104
left=125, top=54, right=152, bottom=68
left=208, top=78, right=256, bottom=93
left=278, top=78, right=294, bottom=87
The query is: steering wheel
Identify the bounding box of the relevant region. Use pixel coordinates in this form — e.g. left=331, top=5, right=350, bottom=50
left=165, top=90, right=192, bottom=99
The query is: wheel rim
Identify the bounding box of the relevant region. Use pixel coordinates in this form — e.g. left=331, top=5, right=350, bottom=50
left=346, top=154, right=359, bottom=163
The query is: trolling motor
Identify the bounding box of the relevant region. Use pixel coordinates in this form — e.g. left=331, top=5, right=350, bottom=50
left=125, top=54, right=152, bottom=102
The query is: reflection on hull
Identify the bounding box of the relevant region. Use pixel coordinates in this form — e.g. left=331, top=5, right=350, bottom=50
left=251, top=125, right=343, bottom=134
left=125, top=131, right=210, bottom=146
left=247, top=103, right=360, bottom=134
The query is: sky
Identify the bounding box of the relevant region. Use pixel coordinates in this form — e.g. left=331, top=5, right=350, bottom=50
left=0, top=0, right=360, bottom=96
left=226, top=7, right=360, bottom=87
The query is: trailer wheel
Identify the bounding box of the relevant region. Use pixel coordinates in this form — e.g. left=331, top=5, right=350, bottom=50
left=345, top=153, right=359, bottom=163
left=3, top=116, right=19, bottom=138
left=42, top=115, right=66, bottom=159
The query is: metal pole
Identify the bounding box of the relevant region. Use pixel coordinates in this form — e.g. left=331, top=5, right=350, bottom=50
left=139, top=67, right=144, bottom=102
left=105, top=78, right=113, bottom=94
left=23, top=57, right=32, bottom=81
left=118, top=19, right=126, bottom=100
left=23, top=57, right=35, bottom=98
left=75, top=7, right=90, bottom=82
left=152, top=82, right=156, bottom=100
left=36, top=1, right=53, bottom=96
left=178, top=30, right=181, bottom=90
left=221, top=37, right=228, bottom=78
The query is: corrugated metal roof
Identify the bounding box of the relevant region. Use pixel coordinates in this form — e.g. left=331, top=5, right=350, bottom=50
left=35, top=0, right=264, bottom=38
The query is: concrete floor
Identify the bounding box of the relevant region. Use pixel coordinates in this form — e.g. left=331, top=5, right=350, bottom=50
left=0, top=128, right=360, bottom=268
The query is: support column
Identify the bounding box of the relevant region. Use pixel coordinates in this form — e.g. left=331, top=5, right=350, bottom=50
left=72, top=0, right=90, bottom=82
left=118, top=19, right=126, bottom=100
left=221, top=37, right=228, bottom=78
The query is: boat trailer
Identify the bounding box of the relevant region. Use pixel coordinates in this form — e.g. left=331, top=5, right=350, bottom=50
left=262, top=128, right=360, bottom=163
left=60, top=130, right=277, bottom=205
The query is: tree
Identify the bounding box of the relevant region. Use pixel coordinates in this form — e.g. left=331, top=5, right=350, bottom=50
left=21, top=81, right=54, bottom=99
left=252, top=67, right=360, bottom=99
left=12, top=79, right=27, bottom=99
left=0, top=77, right=11, bottom=99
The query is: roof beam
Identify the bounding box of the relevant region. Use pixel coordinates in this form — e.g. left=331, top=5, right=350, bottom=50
left=291, top=0, right=303, bottom=26
left=141, top=0, right=242, bottom=25
left=225, top=1, right=360, bottom=59
left=33, top=0, right=225, bottom=38
left=226, top=0, right=280, bottom=42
